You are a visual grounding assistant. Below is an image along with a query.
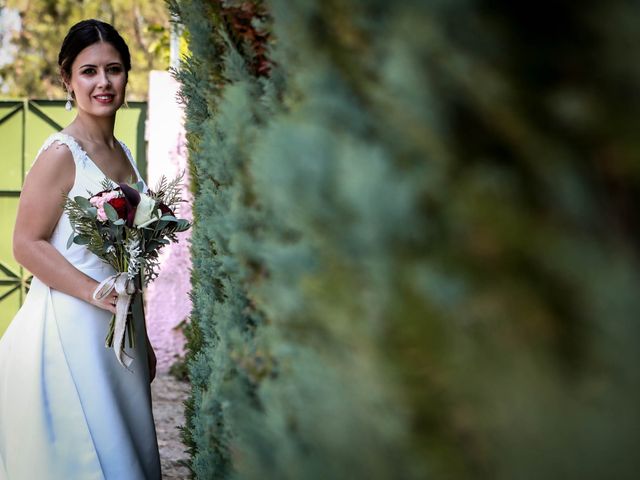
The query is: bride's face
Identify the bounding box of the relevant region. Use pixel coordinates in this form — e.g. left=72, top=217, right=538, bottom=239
left=66, top=41, right=127, bottom=117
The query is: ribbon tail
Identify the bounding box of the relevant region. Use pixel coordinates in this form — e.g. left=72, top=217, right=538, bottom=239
left=116, top=348, right=135, bottom=371
left=112, top=276, right=135, bottom=372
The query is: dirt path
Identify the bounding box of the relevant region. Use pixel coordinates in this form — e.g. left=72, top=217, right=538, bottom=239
left=151, top=373, right=191, bottom=479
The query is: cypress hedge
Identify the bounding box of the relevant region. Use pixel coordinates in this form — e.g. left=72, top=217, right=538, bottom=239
left=169, top=0, right=640, bottom=478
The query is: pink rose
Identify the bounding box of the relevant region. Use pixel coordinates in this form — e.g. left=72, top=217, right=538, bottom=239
left=90, top=190, right=121, bottom=222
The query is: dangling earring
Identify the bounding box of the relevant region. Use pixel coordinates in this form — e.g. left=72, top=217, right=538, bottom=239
left=65, top=90, right=73, bottom=111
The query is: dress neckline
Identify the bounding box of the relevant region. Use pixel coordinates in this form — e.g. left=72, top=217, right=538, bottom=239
left=56, top=131, right=140, bottom=186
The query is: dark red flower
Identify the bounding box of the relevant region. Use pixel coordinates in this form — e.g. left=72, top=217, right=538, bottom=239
left=159, top=202, right=174, bottom=217
left=118, top=183, right=141, bottom=227
left=107, top=197, right=128, bottom=219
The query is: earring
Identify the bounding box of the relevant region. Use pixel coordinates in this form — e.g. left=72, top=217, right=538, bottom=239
left=65, top=90, right=73, bottom=111
left=124, top=98, right=129, bottom=109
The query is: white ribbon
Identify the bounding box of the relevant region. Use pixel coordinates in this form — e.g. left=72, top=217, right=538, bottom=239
left=93, top=273, right=136, bottom=371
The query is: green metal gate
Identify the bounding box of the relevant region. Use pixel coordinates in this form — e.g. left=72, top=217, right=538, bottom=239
left=0, top=99, right=147, bottom=336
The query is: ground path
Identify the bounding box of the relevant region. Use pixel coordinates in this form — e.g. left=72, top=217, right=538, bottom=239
left=151, top=373, right=191, bottom=479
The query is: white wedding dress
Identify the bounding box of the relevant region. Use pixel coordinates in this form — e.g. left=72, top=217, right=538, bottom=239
left=0, top=132, right=161, bottom=479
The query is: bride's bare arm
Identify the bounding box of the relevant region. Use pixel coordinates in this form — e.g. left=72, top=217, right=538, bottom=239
left=12, top=142, right=117, bottom=314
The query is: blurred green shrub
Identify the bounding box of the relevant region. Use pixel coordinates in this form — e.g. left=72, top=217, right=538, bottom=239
left=171, top=0, right=640, bottom=478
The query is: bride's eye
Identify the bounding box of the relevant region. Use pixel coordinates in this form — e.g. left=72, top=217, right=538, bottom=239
left=108, top=66, right=123, bottom=73
left=82, top=68, right=95, bottom=75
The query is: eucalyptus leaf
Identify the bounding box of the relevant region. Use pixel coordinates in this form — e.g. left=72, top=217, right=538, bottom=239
left=74, top=196, right=92, bottom=209
left=176, top=219, right=190, bottom=231
left=73, top=235, right=90, bottom=245
left=86, top=206, right=98, bottom=218
left=103, top=203, right=119, bottom=222
left=159, top=215, right=178, bottom=222
left=146, top=240, right=162, bottom=252
left=66, top=231, right=75, bottom=249
left=134, top=181, right=145, bottom=192
left=113, top=219, right=125, bottom=226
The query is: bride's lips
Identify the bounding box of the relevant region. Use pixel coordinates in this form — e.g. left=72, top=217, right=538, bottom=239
left=93, top=94, right=115, bottom=104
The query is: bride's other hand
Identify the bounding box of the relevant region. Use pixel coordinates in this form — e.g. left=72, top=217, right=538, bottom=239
left=87, top=284, right=118, bottom=314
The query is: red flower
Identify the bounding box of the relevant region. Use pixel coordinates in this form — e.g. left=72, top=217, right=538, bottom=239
left=118, top=183, right=141, bottom=227
left=107, top=197, right=128, bottom=219
left=159, top=202, right=174, bottom=217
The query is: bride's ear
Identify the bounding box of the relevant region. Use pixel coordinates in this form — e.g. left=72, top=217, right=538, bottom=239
left=60, top=71, right=71, bottom=93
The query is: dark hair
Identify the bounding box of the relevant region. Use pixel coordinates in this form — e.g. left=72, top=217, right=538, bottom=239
left=58, top=19, right=131, bottom=91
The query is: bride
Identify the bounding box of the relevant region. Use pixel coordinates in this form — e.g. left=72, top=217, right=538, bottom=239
left=0, top=19, right=161, bottom=479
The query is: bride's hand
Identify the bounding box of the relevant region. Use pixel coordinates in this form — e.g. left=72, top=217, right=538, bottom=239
left=86, top=281, right=118, bottom=314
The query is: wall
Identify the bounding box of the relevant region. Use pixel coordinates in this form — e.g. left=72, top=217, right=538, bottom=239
left=144, top=71, right=192, bottom=373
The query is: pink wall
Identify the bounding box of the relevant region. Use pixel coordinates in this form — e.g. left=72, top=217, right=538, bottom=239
left=145, top=70, right=192, bottom=373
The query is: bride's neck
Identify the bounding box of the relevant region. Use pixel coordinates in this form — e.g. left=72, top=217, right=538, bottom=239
left=67, top=115, right=117, bottom=148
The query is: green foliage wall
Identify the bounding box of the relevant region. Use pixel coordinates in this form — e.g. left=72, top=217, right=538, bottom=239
left=172, top=0, right=640, bottom=478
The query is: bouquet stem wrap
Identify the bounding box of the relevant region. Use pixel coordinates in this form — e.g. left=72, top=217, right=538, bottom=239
left=93, top=273, right=136, bottom=371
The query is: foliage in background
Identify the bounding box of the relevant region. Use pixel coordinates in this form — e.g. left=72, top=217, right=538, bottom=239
left=172, top=0, right=640, bottom=478
left=0, top=0, right=170, bottom=100
left=168, top=317, right=196, bottom=382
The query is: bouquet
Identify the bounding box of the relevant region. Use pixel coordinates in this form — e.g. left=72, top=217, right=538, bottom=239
left=63, top=175, right=190, bottom=370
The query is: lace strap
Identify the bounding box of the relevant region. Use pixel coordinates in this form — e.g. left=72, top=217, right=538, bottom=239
left=34, top=132, right=88, bottom=168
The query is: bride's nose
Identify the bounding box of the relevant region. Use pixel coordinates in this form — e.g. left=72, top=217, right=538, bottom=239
left=97, top=69, right=112, bottom=87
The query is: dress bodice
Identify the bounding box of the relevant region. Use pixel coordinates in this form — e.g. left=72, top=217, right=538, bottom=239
left=32, top=132, right=146, bottom=279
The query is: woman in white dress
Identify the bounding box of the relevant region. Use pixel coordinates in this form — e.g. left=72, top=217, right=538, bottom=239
left=0, top=19, right=161, bottom=479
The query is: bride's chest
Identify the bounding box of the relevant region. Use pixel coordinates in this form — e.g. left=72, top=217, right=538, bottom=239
left=83, top=145, right=138, bottom=185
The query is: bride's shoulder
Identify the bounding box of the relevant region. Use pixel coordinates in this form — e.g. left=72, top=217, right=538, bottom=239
left=33, top=134, right=75, bottom=165
left=36, top=132, right=77, bottom=158
left=27, top=134, right=76, bottom=190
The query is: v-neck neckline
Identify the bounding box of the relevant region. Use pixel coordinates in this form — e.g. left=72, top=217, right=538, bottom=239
left=58, top=132, right=140, bottom=186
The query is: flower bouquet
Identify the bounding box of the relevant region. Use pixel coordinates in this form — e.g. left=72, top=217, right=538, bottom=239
left=63, top=175, right=190, bottom=370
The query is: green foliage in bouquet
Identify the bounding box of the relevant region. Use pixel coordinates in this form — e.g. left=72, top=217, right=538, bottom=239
left=171, top=0, right=640, bottom=479
left=63, top=175, right=190, bottom=354
left=64, top=176, right=189, bottom=283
